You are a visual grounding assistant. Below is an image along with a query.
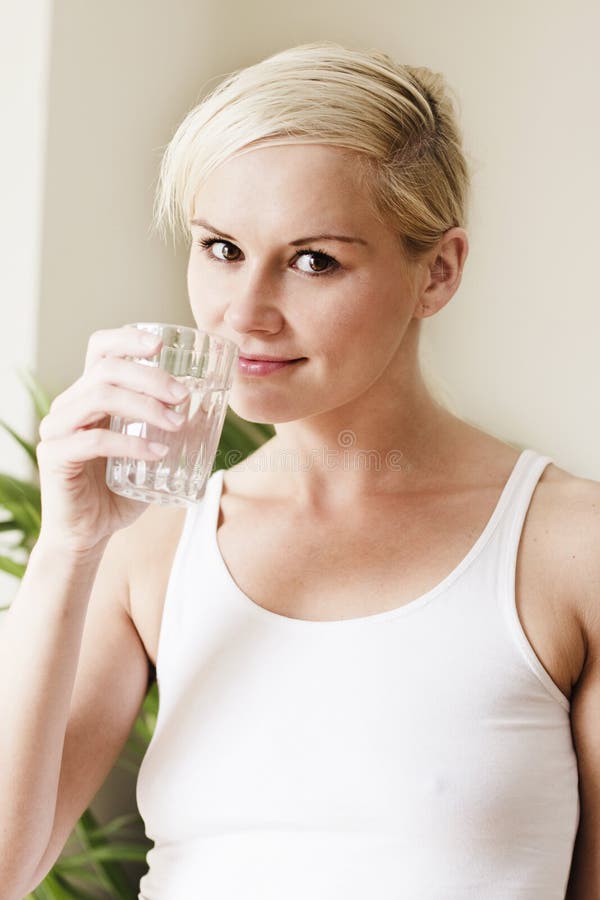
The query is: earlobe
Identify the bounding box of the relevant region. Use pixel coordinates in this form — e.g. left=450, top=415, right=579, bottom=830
left=415, top=300, right=432, bottom=318
left=414, top=261, right=445, bottom=318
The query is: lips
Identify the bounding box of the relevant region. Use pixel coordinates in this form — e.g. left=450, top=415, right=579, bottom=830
left=237, top=357, right=305, bottom=376
left=239, top=354, right=302, bottom=362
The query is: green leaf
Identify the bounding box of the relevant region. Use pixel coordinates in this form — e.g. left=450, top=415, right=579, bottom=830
left=114, top=756, right=142, bottom=777
left=50, top=869, right=111, bottom=895
left=0, top=474, right=41, bottom=540
left=221, top=409, right=273, bottom=446
left=69, top=809, right=135, bottom=897
left=127, top=682, right=158, bottom=747
left=28, top=884, right=55, bottom=900
left=28, top=867, right=93, bottom=899
left=130, top=710, right=156, bottom=745
left=5, top=529, right=34, bottom=553
left=39, top=869, right=91, bottom=899
left=0, top=554, right=26, bottom=578
left=17, top=367, right=52, bottom=422
left=86, top=812, right=141, bottom=842
left=219, top=418, right=272, bottom=461
left=57, top=844, right=149, bottom=868
left=226, top=407, right=274, bottom=440
left=0, top=473, right=41, bottom=508
left=0, top=417, right=38, bottom=467
left=0, top=518, right=20, bottom=532
left=143, top=681, right=159, bottom=715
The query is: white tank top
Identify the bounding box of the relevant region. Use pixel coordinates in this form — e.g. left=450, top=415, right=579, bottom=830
left=136, top=448, right=579, bottom=900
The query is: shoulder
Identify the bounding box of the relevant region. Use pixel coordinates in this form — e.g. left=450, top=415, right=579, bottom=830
left=536, top=459, right=600, bottom=563
left=536, top=463, right=600, bottom=894
left=534, top=459, right=600, bottom=661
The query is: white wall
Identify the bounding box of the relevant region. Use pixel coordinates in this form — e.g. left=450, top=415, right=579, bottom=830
left=213, top=0, right=598, bottom=478
left=34, top=0, right=600, bottom=481
left=35, top=0, right=270, bottom=401
left=0, top=0, right=52, bottom=606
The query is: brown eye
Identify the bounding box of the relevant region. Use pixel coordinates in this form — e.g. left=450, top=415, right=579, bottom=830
left=295, top=250, right=338, bottom=276
left=217, top=241, right=241, bottom=261
left=309, top=254, right=329, bottom=272
left=196, top=238, right=242, bottom=261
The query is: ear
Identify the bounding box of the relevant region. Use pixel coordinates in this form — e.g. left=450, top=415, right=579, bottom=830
left=413, top=227, right=469, bottom=319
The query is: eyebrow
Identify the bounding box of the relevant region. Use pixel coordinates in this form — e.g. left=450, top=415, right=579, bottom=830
left=189, top=217, right=368, bottom=247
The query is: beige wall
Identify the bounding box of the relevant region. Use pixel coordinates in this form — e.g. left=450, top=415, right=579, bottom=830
left=2, top=0, right=598, bottom=886
left=31, top=0, right=600, bottom=484
left=0, top=0, right=52, bottom=605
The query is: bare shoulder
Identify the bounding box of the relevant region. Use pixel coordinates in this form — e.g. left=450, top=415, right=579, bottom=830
left=537, top=463, right=600, bottom=896
left=537, top=460, right=600, bottom=574
left=534, top=460, right=600, bottom=659
left=117, top=501, right=188, bottom=669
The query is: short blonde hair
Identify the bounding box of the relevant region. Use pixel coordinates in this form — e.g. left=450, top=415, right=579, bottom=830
left=152, top=41, right=471, bottom=263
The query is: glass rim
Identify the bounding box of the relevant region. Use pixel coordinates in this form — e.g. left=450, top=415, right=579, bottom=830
left=126, top=322, right=240, bottom=352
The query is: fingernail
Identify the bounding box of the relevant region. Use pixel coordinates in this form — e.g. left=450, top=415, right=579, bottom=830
left=142, top=333, right=160, bottom=349
left=165, top=409, right=185, bottom=425
left=149, top=442, right=169, bottom=457
left=170, top=387, right=190, bottom=404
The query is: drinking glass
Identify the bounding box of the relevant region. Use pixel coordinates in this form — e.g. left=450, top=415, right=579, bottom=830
left=105, top=323, right=239, bottom=507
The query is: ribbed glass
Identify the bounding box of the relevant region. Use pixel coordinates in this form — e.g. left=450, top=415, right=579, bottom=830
left=105, top=323, right=238, bottom=507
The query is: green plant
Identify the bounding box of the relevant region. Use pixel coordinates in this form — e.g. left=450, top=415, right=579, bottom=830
left=0, top=368, right=273, bottom=898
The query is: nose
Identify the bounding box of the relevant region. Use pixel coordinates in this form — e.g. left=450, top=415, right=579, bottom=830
left=223, top=269, right=285, bottom=335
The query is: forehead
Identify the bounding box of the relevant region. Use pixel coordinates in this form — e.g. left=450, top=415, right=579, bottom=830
left=191, top=143, right=375, bottom=226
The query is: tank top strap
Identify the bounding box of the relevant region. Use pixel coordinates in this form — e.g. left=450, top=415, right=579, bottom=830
left=490, top=448, right=567, bottom=708
left=492, top=447, right=554, bottom=567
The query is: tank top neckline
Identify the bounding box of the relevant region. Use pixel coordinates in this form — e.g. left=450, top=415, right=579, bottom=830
left=209, top=447, right=539, bottom=628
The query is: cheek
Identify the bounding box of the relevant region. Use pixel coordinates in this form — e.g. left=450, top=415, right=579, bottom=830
left=187, top=257, right=220, bottom=326
left=328, top=284, right=399, bottom=342
left=328, top=291, right=406, bottom=373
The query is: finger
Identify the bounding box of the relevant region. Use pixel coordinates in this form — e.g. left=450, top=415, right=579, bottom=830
left=38, top=382, right=187, bottom=442
left=48, top=355, right=191, bottom=418
left=36, top=429, right=170, bottom=470
left=84, top=325, right=163, bottom=373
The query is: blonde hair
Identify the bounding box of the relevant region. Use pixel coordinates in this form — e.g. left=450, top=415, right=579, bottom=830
left=152, top=41, right=472, bottom=263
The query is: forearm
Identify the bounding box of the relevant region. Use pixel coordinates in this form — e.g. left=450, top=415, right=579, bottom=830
left=0, top=536, right=108, bottom=886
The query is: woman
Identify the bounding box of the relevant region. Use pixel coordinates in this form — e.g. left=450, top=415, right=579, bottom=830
left=1, top=42, right=597, bottom=899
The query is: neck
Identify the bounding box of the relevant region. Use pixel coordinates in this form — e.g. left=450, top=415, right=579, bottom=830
left=264, top=365, right=468, bottom=512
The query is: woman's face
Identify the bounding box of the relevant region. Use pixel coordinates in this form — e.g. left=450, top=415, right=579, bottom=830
left=187, top=143, right=425, bottom=425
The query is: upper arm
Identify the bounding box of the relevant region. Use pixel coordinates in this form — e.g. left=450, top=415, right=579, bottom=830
left=27, top=517, right=153, bottom=891
left=564, top=480, right=600, bottom=899
left=567, top=651, right=600, bottom=898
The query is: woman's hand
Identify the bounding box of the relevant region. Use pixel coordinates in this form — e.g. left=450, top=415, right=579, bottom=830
left=35, top=325, right=190, bottom=554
